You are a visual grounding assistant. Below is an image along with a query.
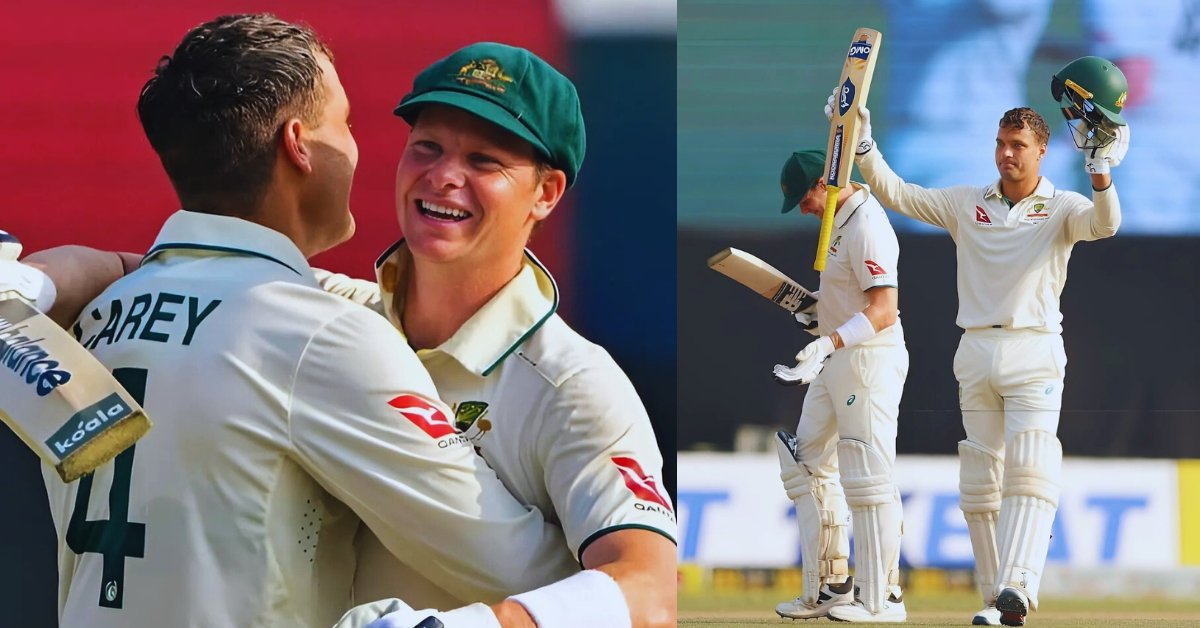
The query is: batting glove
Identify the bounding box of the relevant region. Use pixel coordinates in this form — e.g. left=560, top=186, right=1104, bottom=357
left=823, top=87, right=874, bottom=155
left=0, top=231, right=57, bottom=311
left=368, top=604, right=499, bottom=628
left=773, top=335, right=835, bottom=385
left=793, top=295, right=819, bottom=335
left=1075, top=122, right=1130, bottom=174
left=334, top=598, right=500, bottom=628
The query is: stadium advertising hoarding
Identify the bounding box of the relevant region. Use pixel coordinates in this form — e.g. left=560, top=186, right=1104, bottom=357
left=678, top=453, right=1187, bottom=569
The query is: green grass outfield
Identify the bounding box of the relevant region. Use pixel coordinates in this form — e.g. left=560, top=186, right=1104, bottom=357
left=680, top=590, right=1200, bottom=627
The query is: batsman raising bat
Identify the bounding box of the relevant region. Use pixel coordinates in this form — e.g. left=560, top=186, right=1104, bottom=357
left=829, top=54, right=1129, bottom=627
left=770, top=148, right=909, bottom=623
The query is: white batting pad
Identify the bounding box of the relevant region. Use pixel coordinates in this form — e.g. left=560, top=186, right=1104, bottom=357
left=837, top=438, right=902, bottom=614
left=995, top=430, right=1062, bottom=609
left=775, top=432, right=850, bottom=603
left=959, top=439, right=1003, bottom=604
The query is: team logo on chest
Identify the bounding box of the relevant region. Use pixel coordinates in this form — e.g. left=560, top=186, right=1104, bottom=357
left=453, top=400, right=493, bottom=444
left=975, top=205, right=994, bottom=226
left=829, top=234, right=843, bottom=256
left=1023, top=202, right=1050, bottom=224
left=612, top=456, right=674, bottom=514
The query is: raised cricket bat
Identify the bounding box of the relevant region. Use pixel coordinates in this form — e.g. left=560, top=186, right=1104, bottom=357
left=0, top=231, right=151, bottom=482
left=707, top=247, right=817, bottom=313
left=816, top=27, right=883, bottom=271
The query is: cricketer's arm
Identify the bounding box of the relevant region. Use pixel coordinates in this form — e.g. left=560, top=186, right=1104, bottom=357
left=22, top=246, right=141, bottom=327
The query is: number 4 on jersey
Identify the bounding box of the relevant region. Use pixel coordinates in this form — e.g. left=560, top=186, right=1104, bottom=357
left=65, top=367, right=148, bottom=608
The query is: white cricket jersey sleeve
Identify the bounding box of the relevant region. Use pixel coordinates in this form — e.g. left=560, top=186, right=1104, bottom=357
left=312, top=268, right=385, bottom=314
left=536, top=359, right=678, bottom=560
left=857, top=146, right=961, bottom=234
left=287, top=306, right=577, bottom=602
left=850, top=206, right=900, bottom=292
left=1062, top=183, right=1121, bottom=243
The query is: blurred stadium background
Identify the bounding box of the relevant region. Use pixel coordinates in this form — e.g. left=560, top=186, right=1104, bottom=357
left=0, top=1, right=674, bottom=624
left=678, top=0, right=1200, bottom=621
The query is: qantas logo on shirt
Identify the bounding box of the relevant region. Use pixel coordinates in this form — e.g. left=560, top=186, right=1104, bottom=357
left=388, top=395, right=457, bottom=439
left=975, top=206, right=993, bottom=225
left=864, top=260, right=887, bottom=276
left=613, top=456, right=673, bottom=511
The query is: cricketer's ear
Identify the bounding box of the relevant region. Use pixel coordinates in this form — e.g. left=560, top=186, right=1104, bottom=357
left=281, top=118, right=314, bottom=174
left=531, top=168, right=568, bottom=222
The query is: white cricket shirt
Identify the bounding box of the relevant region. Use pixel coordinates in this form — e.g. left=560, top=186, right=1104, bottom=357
left=857, top=147, right=1121, bottom=333
left=816, top=184, right=904, bottom=347
left=319, top=243, right=677, bottom=607
left=41, top=211, right=575, bottom=628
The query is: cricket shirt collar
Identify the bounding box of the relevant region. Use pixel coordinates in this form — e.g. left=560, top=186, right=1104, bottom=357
left=983, top=177, right=1057, bottom=202
left=142, top=210, right=312, bottom=277
left=373, top=241, right=559, bottom=376
left=835, top=183, right=871, bottom=229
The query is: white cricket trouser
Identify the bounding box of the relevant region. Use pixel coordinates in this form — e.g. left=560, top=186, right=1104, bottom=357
left=796, top=341, right=909, bottom=470
left=795, top=339, right=908, bottom=605
left=953, top=328, right=1066, bottom=608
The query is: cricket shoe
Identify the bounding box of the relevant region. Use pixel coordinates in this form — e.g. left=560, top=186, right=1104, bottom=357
left=972, top=602, right=1001, bottom=626
left=995, top=588, right=1028, bottom=626
left=826, top=592, right=906, bottom=623
left=775, top=577, right=854, bottom=619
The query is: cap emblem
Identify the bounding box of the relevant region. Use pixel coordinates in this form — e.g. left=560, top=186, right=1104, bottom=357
left=454, top=59, right=514, bottom=93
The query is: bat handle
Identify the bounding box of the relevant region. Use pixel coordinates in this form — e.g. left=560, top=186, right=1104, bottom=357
left=813, top=186, right=840, bottom=271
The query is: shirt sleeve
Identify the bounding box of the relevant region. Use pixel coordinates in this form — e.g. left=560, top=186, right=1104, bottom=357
left=536, top=353, right=678, bottom=562
left=850, top=206, right=900, bottom=292
left=1062, top=183, right=1121, bottom=243
left=856, top=146, right=959, bottom=231
left=287, top=306, right=578, bottom=601
left=311, top=268, right=385, bottom=315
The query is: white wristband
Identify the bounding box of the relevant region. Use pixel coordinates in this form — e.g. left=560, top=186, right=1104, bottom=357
left=834, top=311, right=876, bottom=348
left=508, top=570, right=631, bottom=628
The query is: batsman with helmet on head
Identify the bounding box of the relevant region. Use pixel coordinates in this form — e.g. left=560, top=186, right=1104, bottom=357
left=825, top=55, right=1129, bottom=626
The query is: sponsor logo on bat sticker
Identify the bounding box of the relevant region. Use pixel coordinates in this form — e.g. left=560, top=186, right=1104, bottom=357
left=613, top=456, right=673, bottom=511
left=389, top=394, right=458, bottom=439
left=839, top=78, right=856, bottom=116
left=865, top=260, right=886, bottom=276
left=975, top=206, right=993, bottom=225
left=45, top=393, right=133, bottom=460
left=828, top=125, right=844, bottom=184
left=0, top=313, right=73, bottom=397
left=847, top=37, right=873, bottom=61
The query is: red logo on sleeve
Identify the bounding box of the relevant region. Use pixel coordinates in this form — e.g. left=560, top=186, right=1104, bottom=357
left=975, top=206, right=992, bottom=224
left=864, top=260, right=887, bottom=276
left=388, top=395, right=456, bottom=438
left=612, top=456, right=673, bottom=511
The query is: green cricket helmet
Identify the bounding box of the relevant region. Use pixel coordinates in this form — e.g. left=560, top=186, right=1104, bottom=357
left=1051, top=56, right=1128, bottom=148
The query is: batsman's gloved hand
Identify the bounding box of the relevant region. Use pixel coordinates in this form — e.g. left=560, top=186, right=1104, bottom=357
left=823, top=86, right=874, bottom=155
left=773, top=335, right=835, bottom=386
left=793, top=295, right=819, bottom=335
left=0, top=231, right=57, bottom=311
left=356, top=601, right=500, bottom=628
left=1076, top=122, right=1130, bottom=174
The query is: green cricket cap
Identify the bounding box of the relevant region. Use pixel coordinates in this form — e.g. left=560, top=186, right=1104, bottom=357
left=394, top=42, right=586, bottom=187
left=780, top=150, right=826, bottom=213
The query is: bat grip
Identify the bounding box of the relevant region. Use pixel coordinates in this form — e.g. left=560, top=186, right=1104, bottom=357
left=813, top=185, right=840, bottom=271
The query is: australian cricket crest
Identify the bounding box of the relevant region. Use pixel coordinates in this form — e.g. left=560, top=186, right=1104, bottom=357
left=453, top=400, right=492, bottom=444
left=454, top=59, right=514, bottom=93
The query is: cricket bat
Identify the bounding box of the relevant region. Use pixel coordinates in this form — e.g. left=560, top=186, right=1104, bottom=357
left=816, top=27, right=883, bottom=271
left=0, top=231, right=151, bottom=482
left=707, top=247, right=817, bottom=313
